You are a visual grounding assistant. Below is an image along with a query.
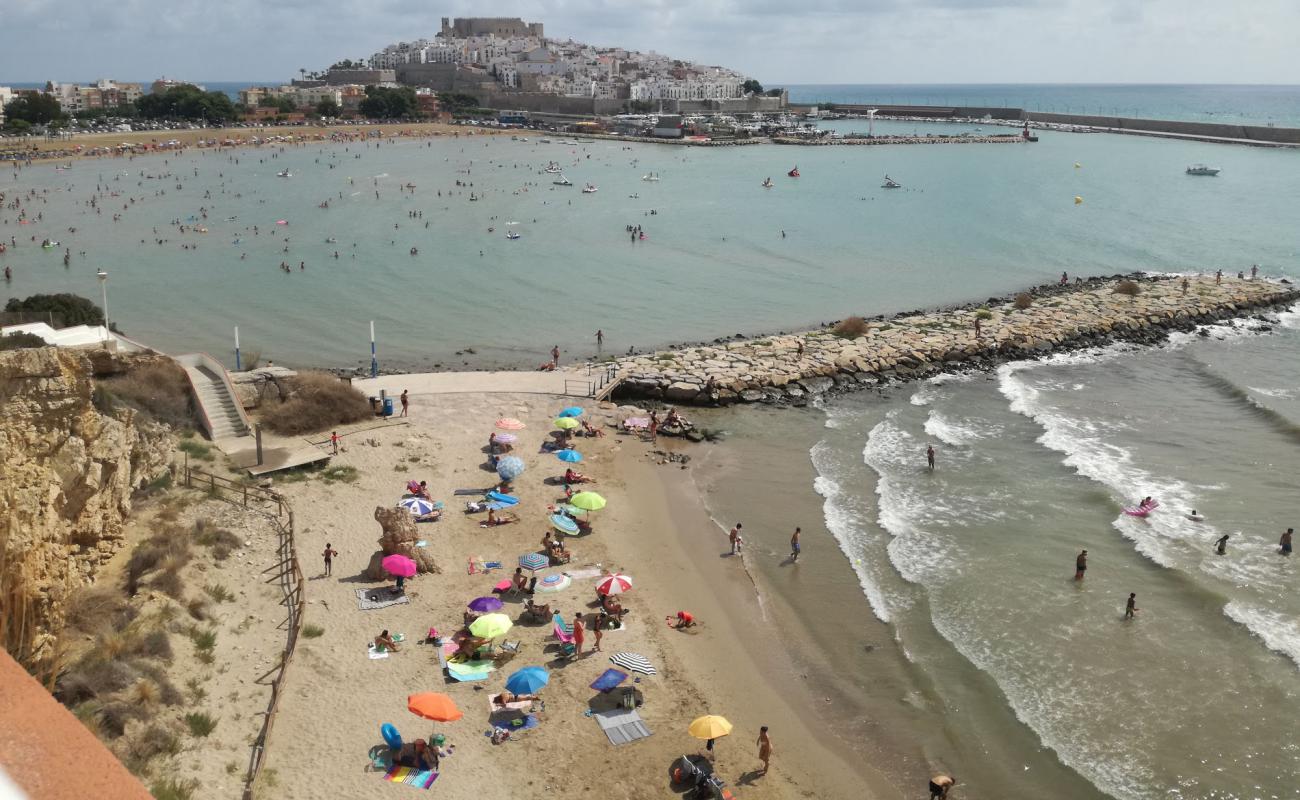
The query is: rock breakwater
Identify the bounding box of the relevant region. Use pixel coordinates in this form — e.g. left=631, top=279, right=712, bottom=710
left=610, top=276, right=1299, bottom=407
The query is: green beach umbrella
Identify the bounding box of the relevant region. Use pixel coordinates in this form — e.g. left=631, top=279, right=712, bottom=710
left=554, top=417, right=580, bottom=430
left=569, top=491, right=606, bottom=512
left=469, top=613, right=513, bottom=640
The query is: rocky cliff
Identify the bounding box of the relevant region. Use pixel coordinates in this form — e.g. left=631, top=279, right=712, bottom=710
left=0, top=347, right=175, bottom=665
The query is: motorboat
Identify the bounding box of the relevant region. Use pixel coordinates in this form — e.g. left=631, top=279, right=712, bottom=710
left=506, top=231, right=521, bottom=240
left=761, top=177, right=773, bottom=188
left=641, top=173, right=660, bottom=182
left=544, top=162, right=562, bottom=173
left=881, top=175, right=902, bottom=189
left=787, top=167, right=800, bottom=178
left=553, top=175, right=573, bottom=186
left=538, top=138, right=552, bottom=144
left=582, top=184, right=598, bottom=193
left=276, top=170, right=292, bottom=178
left=1186, top=164, right=1221, bottom=176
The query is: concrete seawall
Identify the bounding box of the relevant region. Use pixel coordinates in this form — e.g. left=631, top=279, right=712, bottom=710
left=609, top=276, right=1299, bottom=406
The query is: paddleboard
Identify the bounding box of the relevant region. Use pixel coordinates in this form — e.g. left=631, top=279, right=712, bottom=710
left=487, top=491, right=518, bottom=505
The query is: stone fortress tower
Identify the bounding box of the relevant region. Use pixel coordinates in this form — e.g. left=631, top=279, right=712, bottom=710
left=439, top=17, right=544, bottom=38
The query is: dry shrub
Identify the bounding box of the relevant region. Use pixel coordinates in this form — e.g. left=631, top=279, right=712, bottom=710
left=196, top=525, right=241, bottom=551
left=98, top=360, right=198, bottom=430
left=1114, top=280, right=1141, bottom=297
left=832, top=316, right=869, bottom=339
left=186, top=598, right=211, bottom=621
left=135, top=664, right=184, bottom=706
left=57, top=658, right=138, bottom=705
left=260, top=371, right=371, bottom=435
left=127, top=722, right=182, bottom=765
left=148, top=567, right=185, bottom=600
left=97, top=700, right=148, bottom=737
left=126, top=531, right=192, bottom=595
left=1014, top=292, right=1034, bottom=309
left=135, top=630, right=174, bottom=661
left=66, top=585, right=136, bottom=636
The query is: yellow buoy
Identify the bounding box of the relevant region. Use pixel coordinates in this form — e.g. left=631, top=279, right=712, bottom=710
left=1074, top=162, right=1082, bottom=169
left=1074, top=196, right=1083, bottom=205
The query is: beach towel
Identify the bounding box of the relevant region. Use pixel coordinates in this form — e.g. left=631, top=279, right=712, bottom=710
left=356, top=588, right=411, bottom=611
left=593, top=708, right=652, bottom=746
left=384, top=765, right=438, bottom=789
left=565, top=568, right=604, bottom=580
left=491, top=714, right=539, bottom=732
left=454, top=488, right=490, bottom=496
left=446, top=660, right=495, bottom=682
left=368, top=645, right=390, bottom=660
left=590, top=668, right=629, bottom=693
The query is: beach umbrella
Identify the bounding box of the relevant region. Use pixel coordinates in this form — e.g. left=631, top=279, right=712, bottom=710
left=496, top=418, right=526, bottom=431
left=492, top=432, right=517, bottom=444
left=407, top=692, right=463, bottom=722
left=469, top=613, right=513, bottom=640
left=518, top=552, right=549, bottom=571
left=569, top=492, right=606, bottom=512
left=381, top=554, right=417, bottom=578
left=623, top=417, right=649, bottom=429
left=555, top=449, right=583, bottom=463
left=550, top=514, right=579, bottom=535
left=557, top=503, right=584, bottom=517
left=595, top=573, right=633, bottom=596
left=558, top=406, right=584, bottom=418
left=610, top=652, right=656, bottom=676
left=398, top=496, right=436, bottom=516
left=535, top=574, right=571, bottom=593
left=496, top=456, right=526, bottom=481
left=688, top=715, right=732, bottom=740
left=468, top=596, right=503, bottom=613
left=553, top=417, right=580, bottom=430
left=505, top=666, right=550, bottom=695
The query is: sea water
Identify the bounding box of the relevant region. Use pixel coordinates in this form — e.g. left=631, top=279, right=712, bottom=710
left=2, top=119, right=1297, bottom=370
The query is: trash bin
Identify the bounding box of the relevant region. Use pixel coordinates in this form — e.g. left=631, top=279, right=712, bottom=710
left=382, top=397, right=394, bottom=417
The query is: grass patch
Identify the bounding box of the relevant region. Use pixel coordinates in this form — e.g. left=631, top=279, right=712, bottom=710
left=126, top=529, right=193, bottom=596
left=832, top=316, right=869, bottom=339
left=204, top=584, right=235, bottom=603
left=261, top=768, right=279, bottom=790
left=301, top=624, right=325, bottom=639
left=186, top=677, right=207, bottom=703
left=320, top=465, right=359, bottom=484
left=184, top=711, right=218, bottom=738
left=226, top=761, right=241, bottom=775
left=178, top=438, right=214, bottom=461
left=150, top=778, right=198, bottom=800
left=259, top=371, right=371, bottom=435
left=393, top=464, right=409, bottom=472
left=189, top=628, right=217, bottom=652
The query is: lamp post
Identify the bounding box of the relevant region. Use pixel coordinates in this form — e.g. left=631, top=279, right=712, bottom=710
left=96, top=269, right=109, bottom=344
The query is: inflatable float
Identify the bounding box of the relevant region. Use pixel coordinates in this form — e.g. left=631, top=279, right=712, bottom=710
left=1123, top=500, right=1160, bottom=517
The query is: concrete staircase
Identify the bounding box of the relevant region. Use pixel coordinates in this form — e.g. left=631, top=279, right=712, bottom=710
left=176, top=356, right=252, bottom=444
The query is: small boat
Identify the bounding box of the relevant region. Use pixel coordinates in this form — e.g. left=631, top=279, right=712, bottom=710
left=582, top=184, right=598, bottom=193
left=539, top=138, right=552, bottom=144
left=787, top=167, right=800, bottom=178
left=276, top=170, right=292, bottom=178
left=641, top=173, right=660, bottom=182
left=544, top=162, right=562, bottom=174
left=506, top=231, right=521, bottom=240
left=881, top=175, right=902, bottom=189
left=553, top=175, right=572, bottom=186
left=761, top=177, right=773, bottom=188
left=1186, top=164, right=1221, bottom=176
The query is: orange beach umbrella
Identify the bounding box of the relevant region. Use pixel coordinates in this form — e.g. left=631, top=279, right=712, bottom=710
left=407, top=692, right=463, bottom=722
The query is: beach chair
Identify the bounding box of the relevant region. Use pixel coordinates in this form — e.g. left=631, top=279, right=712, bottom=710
left=493, top=639, right=521, bottom=665
left=523, top=600, right=551, bottom=622
left=552, top=623, right=576, bottom=658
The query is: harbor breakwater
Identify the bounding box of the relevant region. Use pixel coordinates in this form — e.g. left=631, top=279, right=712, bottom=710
left=609, top=276, right=1299, bottom=406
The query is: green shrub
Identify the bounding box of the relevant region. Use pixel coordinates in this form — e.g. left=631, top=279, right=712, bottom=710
left=178, top=438, right=214, bottom=461
left=320, top=465, right=359, bottom=484
left=184, top=711, right=218, bottom=738
left=832, top=316, right=869, bottom=339
left=260, top=371, right=370, bottom=435
left=301, top=624, right=325, bottom=639
left=150, top=778, right=198, bottom=800
left=975, top=308, right=993, bottom=320
left=0, top=332, right=48, bottom=350
left=204, top=584, right=234, bottom=603
left=190, top=628, right=217, bottom=651
left=4, top=293, right=104, bottom=326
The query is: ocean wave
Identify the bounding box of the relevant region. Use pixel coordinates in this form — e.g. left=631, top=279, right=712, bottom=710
left=923, top=410, right=985, bottom=446
left=1275, top=300, right=1300, bottom=330
left=809, top=443, right=893, bottom=622
left=1223, top=602, right=1300, bottom=669
left=1248, top=386, right=1297, bottom=400
left=1189, top=362, right=1300, bottom=444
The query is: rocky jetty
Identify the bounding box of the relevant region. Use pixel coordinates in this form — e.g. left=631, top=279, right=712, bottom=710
left=0, top=347, right=175, bottom=662
left=611, top=276, right=1299, bottom=406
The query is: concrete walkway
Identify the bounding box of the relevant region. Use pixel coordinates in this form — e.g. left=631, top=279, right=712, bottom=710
left=352, top=369, right=603, bottom=398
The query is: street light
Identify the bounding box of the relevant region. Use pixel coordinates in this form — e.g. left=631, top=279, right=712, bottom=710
left=96, top=269, right=109, bottom=344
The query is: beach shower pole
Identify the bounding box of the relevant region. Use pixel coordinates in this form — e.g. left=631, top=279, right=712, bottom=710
left=96, top=269, right=109, bottom=344
left=370, top=320, right=378, bottom=378
left=234, top=326, right=241, bottom=371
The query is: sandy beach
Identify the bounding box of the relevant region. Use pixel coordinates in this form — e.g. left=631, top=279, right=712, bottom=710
left=257, top=389, right=894, bottom=799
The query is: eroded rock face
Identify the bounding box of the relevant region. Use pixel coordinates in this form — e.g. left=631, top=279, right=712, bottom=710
left=0, top=347, right=175, bottom=662
left=368, top=505, right=440, bottom=579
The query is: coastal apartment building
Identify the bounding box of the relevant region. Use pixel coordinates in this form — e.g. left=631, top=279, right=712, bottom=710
left=239, top=85, right=349, bottom=110
left=0, top=87, right=13, bottom=124
left=44, top=80, right=143, bottom=113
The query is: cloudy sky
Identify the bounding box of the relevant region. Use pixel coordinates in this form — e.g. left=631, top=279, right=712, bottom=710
left=3, top=0, right=1298, bottom=84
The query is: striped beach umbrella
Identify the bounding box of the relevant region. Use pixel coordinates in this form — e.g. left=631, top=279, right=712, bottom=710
left=495, top=418, right=526, bottom=431
left=550, top=514, right=579, bottom=535
left=595, top=573, right=633, bottom=596
left=535, top=573, right=571, bottom=593
left=398, top=496, right=436, bottom=516
left=519, top=552, right=549, bottom=571
left=492, top=432, right=517, bottom=444
left=609, top=652, right=656, bottom=676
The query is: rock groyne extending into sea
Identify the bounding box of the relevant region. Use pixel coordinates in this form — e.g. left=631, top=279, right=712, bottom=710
left=609, top=276, right=1299, bottom=406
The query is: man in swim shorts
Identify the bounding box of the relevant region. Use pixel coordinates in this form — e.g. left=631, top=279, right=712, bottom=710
left=929, top=774, right=955, bottom=799
left=790, top=528, right=801, bottom=562
left=1074, top=549, right=1087, bottom=581
left=1281, top=528, right=1293, bottom=556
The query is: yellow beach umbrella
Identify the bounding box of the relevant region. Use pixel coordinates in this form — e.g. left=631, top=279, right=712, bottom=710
left=468, top=613, right=513, bottom=640
left=569, top=491, right=606, bottom=511
left=554, top=417, right=580, bottom=430
left=688, top=715, right=732, bottom=740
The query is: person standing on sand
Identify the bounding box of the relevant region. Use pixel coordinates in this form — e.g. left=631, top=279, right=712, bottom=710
left=929, top=774, right=955, bottom=799
left=790, top=528, right=802, bottom=562
left=323, top=543, right=338, bottom=576
left=927, top=445, right=936, bottom=471
left=572, top=613, right=585, bottom=656
left=399, top=389, right=408, bottom=417
left=331, top=431, right=339, bottom=455
left=1281, top=527, right=1293, bottom=556
left=730, top=523, right=743, bottom=555
left=973, top=316, right=981, bottom=338
left=592, top=618, right=603, bottom=652
left=1125, top=593, right=1138, bottom=619
left=757, top=726, right=772, bottom=774
left=551, top=344, right=560, bottom=366
left=1075, top=549, right=1087, bottom=580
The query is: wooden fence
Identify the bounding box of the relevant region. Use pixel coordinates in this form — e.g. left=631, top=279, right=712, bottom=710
left=182, top=465, right=302, bottom=800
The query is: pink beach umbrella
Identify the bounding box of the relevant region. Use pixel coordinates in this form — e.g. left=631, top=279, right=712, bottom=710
left=595, top=573, right=633, bottom=596
left=496, top=418, right=526, bottom=431
left=381, top=554, right=417, bottom=578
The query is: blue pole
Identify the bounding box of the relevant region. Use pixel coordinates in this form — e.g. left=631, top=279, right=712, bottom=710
left=370, top=320, right=378, bottom=378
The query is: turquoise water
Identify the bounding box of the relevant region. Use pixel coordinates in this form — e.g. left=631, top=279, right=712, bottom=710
left=2, top=124, right=1296, bottom=370
left=788, top=83, right=1300, bottom=127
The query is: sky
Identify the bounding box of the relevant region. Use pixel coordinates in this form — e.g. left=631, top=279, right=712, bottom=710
left=2, top=0, right=1299, bottom=85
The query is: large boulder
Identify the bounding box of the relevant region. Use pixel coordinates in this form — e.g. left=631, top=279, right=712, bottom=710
left=368, top=505, right=439, bottom=579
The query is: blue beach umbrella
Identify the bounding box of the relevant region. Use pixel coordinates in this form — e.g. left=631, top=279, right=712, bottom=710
left=398, top=496, right=436, bottom=516
left=558, top=407, right=584, bottom=418
left=554, top=449, right=583, bottom=463
left=497, top=456, right=526, bottom=481
left=519, top=552, right=549, bottom=571
left=505, top=666, right=550, bottom=695
left=550, top=514, right=579, bottom=535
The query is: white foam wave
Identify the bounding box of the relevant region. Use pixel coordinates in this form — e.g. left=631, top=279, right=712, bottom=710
left=923, top=410, right=983, bottom=446
left=1248, top=386, right=1297, bottom=400
left=809, top=443, right=892, bottom=622
left=1276, top=301, right=1300, bottom=330
left=1223, top=602, right=1300, bottom=668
